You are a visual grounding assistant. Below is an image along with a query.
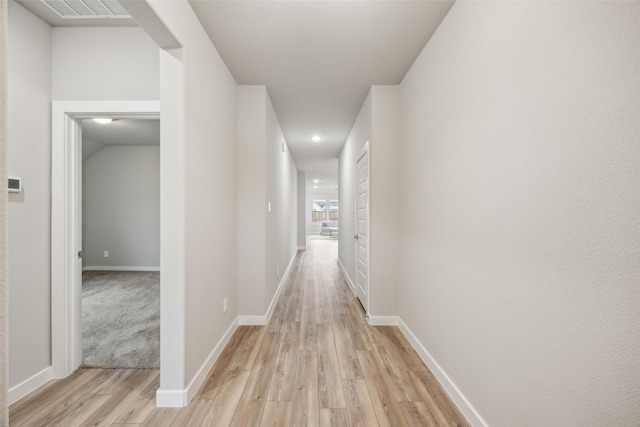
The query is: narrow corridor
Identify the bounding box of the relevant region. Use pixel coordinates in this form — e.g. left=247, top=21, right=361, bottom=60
left=10, top=238, right=468, bottom=426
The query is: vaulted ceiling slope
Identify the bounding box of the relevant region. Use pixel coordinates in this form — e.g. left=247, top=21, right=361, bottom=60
left=189, top=0, right=455, bottom=172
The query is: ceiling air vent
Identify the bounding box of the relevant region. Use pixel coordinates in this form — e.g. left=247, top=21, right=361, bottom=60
left=41, top=0, right=130, bottom=19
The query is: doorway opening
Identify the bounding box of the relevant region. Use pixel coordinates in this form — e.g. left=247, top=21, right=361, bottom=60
left=51, top=100, right=160, bottom=378
left=80, top=117, right=160, bottom=369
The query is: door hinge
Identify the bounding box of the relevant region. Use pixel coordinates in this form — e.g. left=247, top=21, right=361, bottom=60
left=78, top=250, right=83, bottom=259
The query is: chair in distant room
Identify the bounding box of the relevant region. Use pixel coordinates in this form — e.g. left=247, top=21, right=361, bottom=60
left=320, top=222, right=330, bottom=236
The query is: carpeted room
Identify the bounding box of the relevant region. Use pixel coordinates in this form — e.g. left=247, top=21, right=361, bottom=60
left=81, top=118, right=160, bottom=369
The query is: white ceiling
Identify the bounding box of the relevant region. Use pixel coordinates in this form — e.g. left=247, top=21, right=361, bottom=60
left=21, top=0, right=454, bottom=189
left=82, top=118, right=160, bottom=146
left=189, top=0, right=454, bottom=188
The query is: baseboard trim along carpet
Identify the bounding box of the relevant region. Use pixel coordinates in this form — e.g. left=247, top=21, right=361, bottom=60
left=397, top=318, right=488, bottom=427
left=156, top=317, right=239, bottom=407
left=83, top=266, right=160, bottom=272
left=8, top=367, right=53, bottom=405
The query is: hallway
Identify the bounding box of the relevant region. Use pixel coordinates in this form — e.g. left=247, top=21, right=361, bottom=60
left=9, top=238, right=468, bottom=426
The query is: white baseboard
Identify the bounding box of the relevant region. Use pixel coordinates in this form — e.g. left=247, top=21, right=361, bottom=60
left=368, top=316, right=399, bottom=326
left=9, top=366, right=54, bottom=405
left=397, top=318, right=488, bottom=427
left=337, top=258, right=355, bottom=294
left=297, top=246, right=306, bottom=250
left=156, top=317, right=239, bottom=407
left=83, top=266, right=160, bottom=272
left=238, top=252, right=296, bottom=326
left=238, top=315, right=267, bottom=326
left=155, top=389, right=186, bottom=407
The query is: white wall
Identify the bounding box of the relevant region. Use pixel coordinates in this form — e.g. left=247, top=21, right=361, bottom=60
left=7, top=0, right=52, bottom=390
left=237, top=86, right=266, bottom=316
left=339, top=91, right=371, bottom=286
left=369, top=86, right=400, bottom=318
left=7, top=6, right=161, bottom=397
left=398, top=2, right=640, bottom=425
left=142, top=0, right=239, bottom=399
left=237, top=85, right=298, bottom=318
left=338, top=86, right=399, bottom=317
left=52, top=27, right=159, bottom=100
left=265, top=90, right=298, bottom=309
left=82, top=138, right=104, bottom=161
left=297, top=172, right=306, bottom=248
left=83, top=145, right=160, bottom=269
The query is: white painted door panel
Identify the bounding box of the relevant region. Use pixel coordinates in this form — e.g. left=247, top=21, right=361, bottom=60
left=355, top=145, right=369, bottom=312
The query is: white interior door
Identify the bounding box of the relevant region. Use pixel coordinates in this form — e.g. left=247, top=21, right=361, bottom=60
left=355, top=143, right=370, bottom=313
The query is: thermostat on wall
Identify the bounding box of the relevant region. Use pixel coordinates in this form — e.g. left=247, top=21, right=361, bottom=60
left=8, top=176, right=22, bottom=193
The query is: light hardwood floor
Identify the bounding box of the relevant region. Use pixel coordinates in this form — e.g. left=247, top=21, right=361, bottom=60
left=9, top=238, right=469, bottom=427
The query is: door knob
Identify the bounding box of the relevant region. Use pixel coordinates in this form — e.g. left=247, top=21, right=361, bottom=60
left=353, top=234, right=359, bottom=239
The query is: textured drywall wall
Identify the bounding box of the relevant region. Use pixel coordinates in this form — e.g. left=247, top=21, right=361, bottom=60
left=52, top=27, right=159, bottom=100
left=83, top=145, right=160, bottom=269
left=143, top=0, right=239, bottom=390
left=1, top=1, right=9, bottom=422
left=398, top=1, right=640, bottom=425
left=297, top=172, right=306, bottom=248
left=338, top=90, right=371, bottom=284
left=237, top=86, right=298, bottom=317
left=237, top=85, right=267, bottom=316
left=369, top=86, right=400, bottom=317
left=338, top=86, right=400, bottom=317
left=265, top=89, right=298, bottom=308
left=7, top=1, right=52, bottom=390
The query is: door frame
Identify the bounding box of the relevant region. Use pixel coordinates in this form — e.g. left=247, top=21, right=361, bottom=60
left=354, top=141, right=370, bottom=316
left=51, top=100, right=160, bottom=378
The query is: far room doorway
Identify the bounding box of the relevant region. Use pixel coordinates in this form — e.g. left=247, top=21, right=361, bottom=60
left=80, top=117, right=160, bottom=369
left=306, top=159, right=339, bottom=247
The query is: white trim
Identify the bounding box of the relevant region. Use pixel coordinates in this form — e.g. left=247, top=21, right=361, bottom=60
left=155, top=389, right=185, bottom=408
left=52, top=100, right=161, bottom=379
left=238, top=315, right=268, bottom=326
left=297, top=246, right=306, bottom=251
left=156, top=316, right=238, bottom=407
left=397, top=318, right=489, bottom=427
left=82, top=266, right=160, bottom=272
left=238, top=252, right=297, bottom=326
left=337, top=258, right=356, bottom=294
left=367, top=316, right=399, bottom=326
left=8, top=367, right=54, bottom=405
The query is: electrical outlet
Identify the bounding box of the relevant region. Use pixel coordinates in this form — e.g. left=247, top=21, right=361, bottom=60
left=276, top=266, right=280, bottom=277
left=223, top=297, right=228, bottom=314
left=104, top=250, right=109, bottom=258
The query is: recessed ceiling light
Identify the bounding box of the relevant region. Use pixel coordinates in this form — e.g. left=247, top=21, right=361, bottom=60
left=313, top=179, right=319, bottom=183
left=311, top=135, right=322, bottom=142
left=93, top=118, right=113, bottom=124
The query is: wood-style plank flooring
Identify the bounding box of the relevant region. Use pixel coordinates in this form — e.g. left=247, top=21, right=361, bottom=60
left=9, top=238, right=470, bottom=426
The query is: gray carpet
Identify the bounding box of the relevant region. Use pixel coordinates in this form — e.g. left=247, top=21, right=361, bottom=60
left=82, top=271, right=160, bottom=369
